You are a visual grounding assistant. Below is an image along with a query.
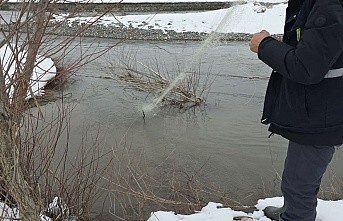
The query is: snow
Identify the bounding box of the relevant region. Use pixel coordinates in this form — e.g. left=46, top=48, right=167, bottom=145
left=109, top=2, right=285, bottom=34
left=1, top=0, right=342, bottom=220
left=0, top=202, right=20, bottom=221
left=148, top=198, right=343, bottom=221
left=0, top=197, right=73, bottom=221
left=0, top=44, right=56, bottom=99
left=78, top=0, right=286, bottom=3
left=53, top=2, right=286, bottom=34
left=8, top=0, right=288, bottom=3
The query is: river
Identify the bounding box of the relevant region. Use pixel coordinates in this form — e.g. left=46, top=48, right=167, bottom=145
left=1, top=31, right=341, bottom=219
left=41, top=38, right=341, bottom=220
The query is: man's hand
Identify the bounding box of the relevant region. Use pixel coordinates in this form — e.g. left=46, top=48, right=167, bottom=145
left=249, top=30, right=270, bottom=53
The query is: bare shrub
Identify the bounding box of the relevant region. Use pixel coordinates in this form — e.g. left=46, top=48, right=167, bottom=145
left=0, top=0, right=122, bottom=220
left=20, top=99, right=112, bottom=220
left=109, top=48, right=215, bottom=109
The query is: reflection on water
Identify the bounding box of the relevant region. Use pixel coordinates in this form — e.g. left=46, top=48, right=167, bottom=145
left=43, top=39, right=343, bottom=219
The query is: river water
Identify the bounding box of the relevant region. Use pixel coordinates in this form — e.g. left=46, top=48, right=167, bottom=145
left=43, top=38, right=342, bottom=220
left=1, top=28, right=341, bottom=219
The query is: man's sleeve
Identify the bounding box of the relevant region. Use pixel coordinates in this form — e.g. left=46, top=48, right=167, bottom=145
left=258, top=23, right=343, bottom=85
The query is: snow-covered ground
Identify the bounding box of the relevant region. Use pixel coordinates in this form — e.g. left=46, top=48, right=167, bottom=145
left=8, top=0, right=287, bottom=3
left=0, top=45, right=56, bottom=99
left=53, top=1, right=286, bottom=35
left=1, top=0, right=343, bottom=220
left=147, top=197, right=343, bottom=221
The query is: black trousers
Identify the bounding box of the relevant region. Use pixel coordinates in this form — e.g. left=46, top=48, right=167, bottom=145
left=280, top=141, right=335, bottom=221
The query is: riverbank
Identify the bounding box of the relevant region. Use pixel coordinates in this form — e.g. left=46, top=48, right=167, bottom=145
left=0, top=18, right=282, bottom=41
left=1, top=1, right=277, bottom=13
left=51, top=22, right=263, bottom=41
left=1, top=1, right=284, bottom=41
left=1, top=21, right=282, bottom=41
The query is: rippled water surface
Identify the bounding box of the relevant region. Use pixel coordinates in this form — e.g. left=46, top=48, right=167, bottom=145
left=53, top=38, right=342, bottom=219
left=8, top=36, right=343, bottom=219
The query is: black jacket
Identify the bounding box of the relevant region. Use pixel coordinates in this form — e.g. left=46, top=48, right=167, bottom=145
left=258, top=0, right=343, bottom=145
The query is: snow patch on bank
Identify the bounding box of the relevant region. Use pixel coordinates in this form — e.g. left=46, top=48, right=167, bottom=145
left=147, top=197, right=343, bottom=221
left=0, top=44, right=56, bottom=99
left=8, top=0, right=288, bottom=3
left=52, top=2, right=286, bottom=35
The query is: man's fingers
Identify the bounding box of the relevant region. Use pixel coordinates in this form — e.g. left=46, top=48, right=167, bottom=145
left=261, top=30, right=271, bottom=35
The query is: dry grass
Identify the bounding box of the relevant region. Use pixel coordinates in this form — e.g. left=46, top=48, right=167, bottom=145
left=97, top=146, right=255, bottom=221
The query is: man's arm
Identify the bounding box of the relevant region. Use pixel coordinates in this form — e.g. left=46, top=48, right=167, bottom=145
left=257, top=25, right=343, bottom=85
left=250, top=1, right=343, bottom=85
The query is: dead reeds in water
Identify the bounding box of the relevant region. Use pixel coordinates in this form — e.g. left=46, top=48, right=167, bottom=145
left=110, top=49, right=214, bottom=109
left=100, top=146, right=254, bottom=220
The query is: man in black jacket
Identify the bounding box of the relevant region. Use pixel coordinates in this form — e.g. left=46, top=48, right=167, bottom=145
left=249, top=0, right=343, bottom=220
